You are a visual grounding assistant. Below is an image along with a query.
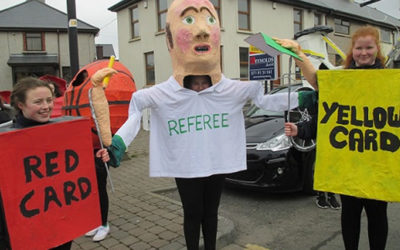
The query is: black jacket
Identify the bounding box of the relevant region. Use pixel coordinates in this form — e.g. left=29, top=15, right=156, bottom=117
left=297, top=98, right=318, bottom=140
left=297, top=113, right=317, bottom=140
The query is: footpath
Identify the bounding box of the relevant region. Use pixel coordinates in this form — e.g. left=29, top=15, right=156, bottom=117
left=71, top=129, right=234, bottom=250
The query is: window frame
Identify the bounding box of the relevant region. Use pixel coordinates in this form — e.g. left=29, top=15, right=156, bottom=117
left=239, top=47, right=249, bottom=80
left=334, top=18, right=350, bottom=35
left=238, top=0, right=250, bottom=31
left=314, top=13, right=322, bottom=27
left=293, top=9, right=303, bottom=34
left=220, top=45, right=223, bottom=73
left=62, top=66, right=72, bottom=83
left=130, top=5, right=140, bottom=39
left=145, top=51, right=155, bottom=85
left=24, top=32, right=44, bottom=51
left=157, top=0, right=168, bottom=32
left=380, top=28, right=392, bottom=43
left=209, top=0, right=221, bottom=23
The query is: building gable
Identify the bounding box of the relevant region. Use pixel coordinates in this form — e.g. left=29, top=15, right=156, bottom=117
left=275, top=0, right=400, bottom=28
left=0, top=0, right=99, bottom=33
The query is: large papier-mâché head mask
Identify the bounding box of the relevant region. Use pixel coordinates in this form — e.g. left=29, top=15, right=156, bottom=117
left=166, top=0, right=221, bottom=86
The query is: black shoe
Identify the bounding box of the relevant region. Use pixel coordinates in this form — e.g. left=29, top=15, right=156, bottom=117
left=327, top=195, right=341, bottom=210
left=316, top=195, right=329, bottom=209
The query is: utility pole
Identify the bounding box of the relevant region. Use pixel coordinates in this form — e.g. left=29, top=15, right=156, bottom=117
left=67, top=0, right=79, bottom=77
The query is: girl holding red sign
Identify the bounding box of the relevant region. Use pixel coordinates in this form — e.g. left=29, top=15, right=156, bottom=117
left=0, top=77, right=110, bottom=250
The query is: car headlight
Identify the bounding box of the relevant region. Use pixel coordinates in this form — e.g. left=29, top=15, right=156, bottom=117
left=256, top=133, right=291, bottom=151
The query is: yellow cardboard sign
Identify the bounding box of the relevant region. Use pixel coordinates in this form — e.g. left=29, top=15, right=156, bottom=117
left=314, top=69, right=400, bottom=202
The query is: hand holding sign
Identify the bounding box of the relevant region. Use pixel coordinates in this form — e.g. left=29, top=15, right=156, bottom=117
left=96, top=148, right=110, bottom=162
left=245, top=33, right=318, bottom=89
left=245, top=32, right=302, bottom=61
left=272, top=38, right=303, bottom=58
left=0, top=118, right=101, bottom=250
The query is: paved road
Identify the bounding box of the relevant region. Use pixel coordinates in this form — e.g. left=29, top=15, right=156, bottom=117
left=72, top=130, right=185, bottom=250
left=162, top=171, right=400, bottom=250
left=71, top=129, right=232, bottom=250
left=218, top=188, right=400, bottom=250
left=71, top=129, right=400, bottom=250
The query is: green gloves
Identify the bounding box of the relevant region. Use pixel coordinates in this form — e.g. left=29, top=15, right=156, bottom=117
left=107, top=135, right=126, bottom=168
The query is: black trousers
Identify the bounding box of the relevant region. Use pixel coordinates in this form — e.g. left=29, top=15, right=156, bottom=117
left=95, top=159, right=109, bottom=225
left=175, top=174, right=225, bottom=250
left=340, top=195, right=388, bottom=250
left=50, top=241, right=72, bottom=250
left=0, top=193, right=9, bottom=250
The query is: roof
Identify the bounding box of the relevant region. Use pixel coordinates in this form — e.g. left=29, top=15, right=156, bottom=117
left=274, top=0, right=400, bottom=28
left=109, top=0, right=399, bottom=28
left=7, top=54, right=59, bottom=66
left=96, top=44, right=116, bottom=58
left=0, top=0, right=99, bottom=33
left=109, top=0, right=140, bottom=12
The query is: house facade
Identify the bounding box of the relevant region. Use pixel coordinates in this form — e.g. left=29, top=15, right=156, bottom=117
left=0, top=0, right=99, bottom=91
left=109, top=0, right=400, bottom=90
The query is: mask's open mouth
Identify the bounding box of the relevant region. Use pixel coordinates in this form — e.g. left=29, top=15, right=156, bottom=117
left=195, top=45, right=210, bottom=53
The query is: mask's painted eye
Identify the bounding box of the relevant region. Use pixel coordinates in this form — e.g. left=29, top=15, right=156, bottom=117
left=183, top=16, right=195, bottom=25
left=207, top=16, right=216, bottom=25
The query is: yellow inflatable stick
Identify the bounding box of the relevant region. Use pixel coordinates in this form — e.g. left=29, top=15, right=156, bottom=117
left=90, top=57, right=117, bottom=147
left=102, top=56, right=115, bottom=88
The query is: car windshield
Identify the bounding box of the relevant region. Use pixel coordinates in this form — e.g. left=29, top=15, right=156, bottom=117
left=245, top=85, right=301, bottom=118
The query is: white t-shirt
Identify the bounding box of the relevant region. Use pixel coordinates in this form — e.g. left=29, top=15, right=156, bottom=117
left=116, top=75, right=298, bottom=177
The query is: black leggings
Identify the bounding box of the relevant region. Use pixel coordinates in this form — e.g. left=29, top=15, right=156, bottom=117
left=95, top=159, right=109, bottom=225
left=50, top=241, right=72, bottom=250
left=175, top=174, right=225, bottom=250
left=340, top=195, right=388, bottom=250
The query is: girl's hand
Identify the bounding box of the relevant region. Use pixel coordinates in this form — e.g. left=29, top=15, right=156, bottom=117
left=96, top=148, right=110, bottom=163
left=284, top=122, right=298, bottom=137
left=273, top=37, right=318, bottom=90
left=91, top=68, right=118, bottom=87
left=273, top=38, right=302, bottom=55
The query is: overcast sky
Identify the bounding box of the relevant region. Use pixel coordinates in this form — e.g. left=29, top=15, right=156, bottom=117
left=357, top=0, right=400, bottom=19
left=1, top=0, right=399, bottom=59
left=1, top=0, right=121, bottom=56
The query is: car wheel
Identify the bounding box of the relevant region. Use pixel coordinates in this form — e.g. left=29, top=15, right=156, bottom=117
left=290, top=135, right=316, bottom=152
left=303, top=149, right=316, bottom=195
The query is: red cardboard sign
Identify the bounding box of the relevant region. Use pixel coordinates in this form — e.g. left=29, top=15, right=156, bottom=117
left=0, top=117, right=101, bottom=249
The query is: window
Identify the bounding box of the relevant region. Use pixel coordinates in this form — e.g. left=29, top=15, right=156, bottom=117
left=157, top=0, right=168, bottom=31
left=381, top=28, right=392, bottom=43
left=272, top=56, right=281, bottom=86
left=238, top=0, right=250, bottom=31
left=334, top=18, right=350, bottom=35
left=220, top=45, right=223, bottom=72
left=145, top=52, right=155, bottom=85
left=295, top=66, right=301, bottom=80
left=24, top=32, right=44, bottom=51
left=314, top=13, right=322, bottom=26
left=293, top=9, right=303, bottom=34
left=62, top=67, right=72, bottom=83
left=209, top=0, right=221, bottom=21
left=130, top=5, right=139, bottom=39
left=239, top=47, right=248, bottom=80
